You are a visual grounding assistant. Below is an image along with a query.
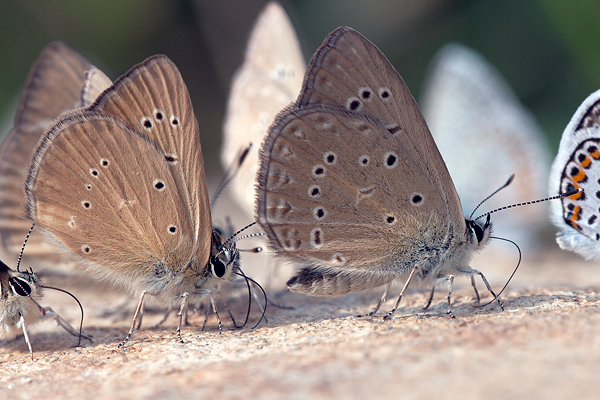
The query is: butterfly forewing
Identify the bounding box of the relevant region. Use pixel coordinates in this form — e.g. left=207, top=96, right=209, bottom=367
left=0, top=42, right=111, bottom=264
left=243, top=2, right=305, bottom=87
left=88, top=56, right=211, bottom=261
left=295, top=27, right=464, bottom=228
left=25, top=114, right=197, bottom=289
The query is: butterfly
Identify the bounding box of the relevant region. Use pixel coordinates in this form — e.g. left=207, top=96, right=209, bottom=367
left=0, top=41, right=111, bottom=270
left=549, top=88, right=600, bottom=260
left=420, top=43, right=550, bottom=248
left=1, top=229, right=88, bottom=360
left=255, top=27, right=501, bottom=318
left=222, top=1, right=305, bottom=218
left=24, top=55, right=242, bottom=343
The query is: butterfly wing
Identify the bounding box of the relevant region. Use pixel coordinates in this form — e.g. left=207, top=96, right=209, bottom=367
left=421, top=43, right=550, bottom=245
left=82, top=65, right=113, bottom=108
left=222, top=1, right=305, bottom=216
left=87, top=56, right=212, bottom=263
left=549, top=88, right=600, bottom=260
left=295, top=27, right=465, bottom=231
left=25, top=113, right=199, bottom=294
left=0, top=42, right=111, bottom=265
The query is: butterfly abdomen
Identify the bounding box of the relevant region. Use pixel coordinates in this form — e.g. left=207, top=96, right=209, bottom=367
left=287, top=266, right=395, bottom=296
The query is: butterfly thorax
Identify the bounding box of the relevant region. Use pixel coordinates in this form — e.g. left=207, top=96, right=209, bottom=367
left=131, top=233, right=239, bottom=306
left=385, top=213, right=491, bottom=284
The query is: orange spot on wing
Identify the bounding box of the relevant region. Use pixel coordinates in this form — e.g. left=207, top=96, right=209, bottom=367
left=572, top=169, right=587, bottom=183
left=581, top=156, right=592, bottom=168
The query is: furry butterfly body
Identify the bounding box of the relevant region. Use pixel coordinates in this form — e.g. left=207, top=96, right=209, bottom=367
left=0, top=259, right=85, bottom=358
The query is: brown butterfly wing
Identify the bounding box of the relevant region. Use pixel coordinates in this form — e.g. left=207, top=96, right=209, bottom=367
left=25, top=113, right=198, bottom=292
left=88, top=56, right=211, bottom=263
left=257, top=105, right=461, bottom=276
left=0, top=42, right=110, bottom=265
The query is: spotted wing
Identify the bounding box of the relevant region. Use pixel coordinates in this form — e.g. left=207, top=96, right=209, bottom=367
left=549, top=88, right=600, bottom=259
left=295, top=27, right=464, bottom=229
left=257, top=106, right=466, bottom=287
left=0, top=42, right=110, bottom=266
left=25, top=113, right=198, bottom=292
left=87, top=56, right=211, bottom=262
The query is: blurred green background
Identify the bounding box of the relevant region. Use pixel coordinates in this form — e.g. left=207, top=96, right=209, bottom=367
left=0, top=0, right=598, bottom=174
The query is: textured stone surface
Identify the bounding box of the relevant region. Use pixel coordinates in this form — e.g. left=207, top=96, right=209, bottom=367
left=2, top=189, right=600, bottom=399
left=2, top=247, right=600, bottom=400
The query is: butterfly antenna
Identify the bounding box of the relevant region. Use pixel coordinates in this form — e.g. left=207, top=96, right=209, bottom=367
left=16, top=224, right=35, bottom=272
left=233, top=268, right=268, bottom=329
left=479, top=236, right=522, bottom=307
left=39, top=284, right=88, bottom=346
left=470, top=175, right=515, bottom=219
left=474, top=187, right=583, bottom=222
left=222, top=221, right=259, bottom=248
left=211, top=143, right=252, bottom=209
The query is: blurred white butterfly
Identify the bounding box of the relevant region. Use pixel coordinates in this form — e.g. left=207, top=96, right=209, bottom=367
left=549, top=88, right=600, bottom=259
left=220, top=2, right=305, bottom=285
left=221, top=1, right=305, bottom=218
left=420, top=43, right=550, bottom=248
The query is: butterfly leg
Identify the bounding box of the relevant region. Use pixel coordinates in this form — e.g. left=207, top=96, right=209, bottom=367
left=383, top=266, right=420, bottom=321
left=18, top=314, right=34, bottom=360
left=423, top=286, right=436, bottom=310
left=134, top=300, right=146, bottom=331
left=442, top=275, right=455, bottom=317
left=458, top=267, right=503, bottom=311
left=42, top=306, right=92, bottom=342
left=357, top=282, right=391, bottom=317
left=470, top=275, right=481, bottom=305
left=198, top=290, right=223, bottom=333
left=176, top=292, right=189, bottom=343
left=119, top=291, right=147, bottom=347
left=201, top=297, right=210, bottom=331
left=215, top=290, right=238, bottom=327
left=152, top=308, right=173, bottom=329
left=209, top=293, right=223, bottom=334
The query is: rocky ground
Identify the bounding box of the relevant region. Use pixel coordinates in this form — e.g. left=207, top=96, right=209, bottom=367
left=2, top=192, right=600, bottom=400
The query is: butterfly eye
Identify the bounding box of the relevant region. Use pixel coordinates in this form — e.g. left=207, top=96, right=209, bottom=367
left=9, top=277, right=31, bottom=297
left=469, top=221, right=485, bottom=243
left=210, top=256, right=226, bottom=278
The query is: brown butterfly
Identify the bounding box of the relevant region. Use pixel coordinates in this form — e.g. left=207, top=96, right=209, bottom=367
left=0, top=42, right=111, bottom=270
left=25, top=55, right=243, bottom=344
left=256, top=27, right=500, bottom=318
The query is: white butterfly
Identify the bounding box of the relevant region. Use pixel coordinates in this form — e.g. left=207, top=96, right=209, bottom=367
left=421, top=43, right=550, bottom=248
left=549, top=88, right=600, bottom=259
left=220, top=2, right=306, bottom=285
left=221, top=1, right=305, bottom=218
